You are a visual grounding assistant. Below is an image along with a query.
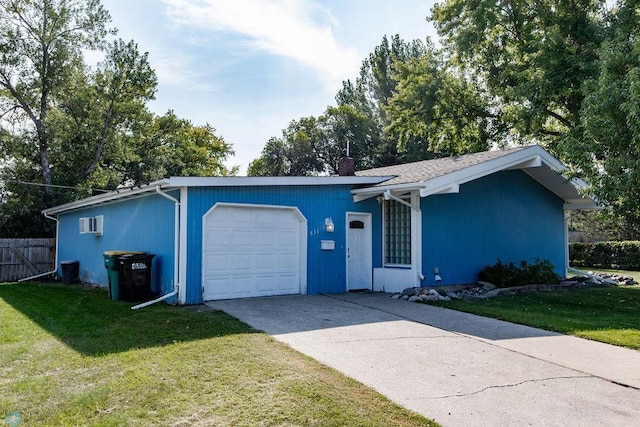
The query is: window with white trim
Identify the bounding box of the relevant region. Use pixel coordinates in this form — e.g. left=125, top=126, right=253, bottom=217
left=384, top=199, right=411, bottom=265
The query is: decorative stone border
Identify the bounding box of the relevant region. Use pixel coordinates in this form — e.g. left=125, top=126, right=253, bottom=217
left=392, top=271, right=637, bottom=302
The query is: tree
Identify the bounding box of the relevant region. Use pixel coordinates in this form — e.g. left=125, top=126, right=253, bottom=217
left=247, top=137, right=288, bottom=176
left=336, top=35, right=432, bottom=165
left=0, top=0, right=113, bottom=191
left=430, top=0, right=640, bottom=234
left=573, top=1, right=640, bottom=230
left=248, top=117, right=326, bottom=176
left=0, top=1, right=237, bottom=237
left=431, top=0, right=605, bottom=152
left=135, top=111, right=237, bottom=184
left=50, top=39, right=158, bottom=190
left=384, top=48, right=501, bottom=156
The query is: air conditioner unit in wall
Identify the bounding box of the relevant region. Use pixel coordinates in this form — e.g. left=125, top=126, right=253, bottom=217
left=79, top=215, right=103, bottom=236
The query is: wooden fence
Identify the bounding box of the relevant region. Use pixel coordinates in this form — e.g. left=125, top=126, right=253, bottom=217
left=0, top=238, right=56, bottom=282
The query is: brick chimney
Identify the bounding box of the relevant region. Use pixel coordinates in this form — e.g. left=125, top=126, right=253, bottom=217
left=338, top=156, right=356, bottom=176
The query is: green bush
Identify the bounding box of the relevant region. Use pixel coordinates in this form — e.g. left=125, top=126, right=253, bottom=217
left=569, top=241, right=640, bottom=270
left=478, top=259, right=561, bottom=288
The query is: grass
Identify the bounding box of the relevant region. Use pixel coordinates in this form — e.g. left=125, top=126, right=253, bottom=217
left=429, top=272, right=640, bottom=350
left=0, top=282, right=436, bottom=426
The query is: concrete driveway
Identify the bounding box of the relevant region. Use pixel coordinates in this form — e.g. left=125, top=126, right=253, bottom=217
left=207, top=292, right=640, bottom=426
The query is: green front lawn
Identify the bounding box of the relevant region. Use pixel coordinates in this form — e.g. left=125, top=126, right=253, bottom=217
left=0, top=282, right=436, bottom=426
left=430, top=279, right=640, bottom=350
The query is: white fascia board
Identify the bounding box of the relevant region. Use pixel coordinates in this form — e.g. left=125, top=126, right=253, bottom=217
left=42, top=179, right=171, bottom=215
left=353, top=146, right=579, bottom=203
left=167, top=175, right=392, bottom=187
left=417, top=148, right=543, bottom=197
left=564, top=202, right=601, bottom=210
left=352, top=182, right=424, bottom=198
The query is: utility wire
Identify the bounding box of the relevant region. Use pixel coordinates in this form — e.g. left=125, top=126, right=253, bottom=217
left=4, top=179, right=111, bottom=193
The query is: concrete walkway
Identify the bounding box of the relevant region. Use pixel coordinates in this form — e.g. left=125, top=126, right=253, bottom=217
left=207, top=293, right=640, bottom=426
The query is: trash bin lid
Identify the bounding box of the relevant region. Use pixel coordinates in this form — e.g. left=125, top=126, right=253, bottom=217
left=61, top=260, right=79, bottom=265
left=119, top=253, right=156, bottom=260
left=104, top=251, right=146, bottom=256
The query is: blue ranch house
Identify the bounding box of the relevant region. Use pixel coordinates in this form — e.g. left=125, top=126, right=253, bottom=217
left=42, top=145, right=596, bottom=305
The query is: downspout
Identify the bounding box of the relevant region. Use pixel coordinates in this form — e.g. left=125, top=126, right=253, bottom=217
left=19, top=213, right=59, bottom=282
left=564, top=210, right=570, bottom=277
left=131, top=186, right=180, bottom=310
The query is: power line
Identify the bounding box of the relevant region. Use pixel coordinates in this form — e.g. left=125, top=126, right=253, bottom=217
left=4, top=179, right=111, bottom=193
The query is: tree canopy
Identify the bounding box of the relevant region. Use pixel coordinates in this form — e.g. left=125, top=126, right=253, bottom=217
left=0, top=0, right=235, bottom=237
left=431, top=0, right=640, bottom=235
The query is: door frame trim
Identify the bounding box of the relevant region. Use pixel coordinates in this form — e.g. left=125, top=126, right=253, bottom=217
left=345, top=211, right=372, bottom=291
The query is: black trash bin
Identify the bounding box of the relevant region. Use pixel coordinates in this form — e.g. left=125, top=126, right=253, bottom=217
left=118, top=254, right=156, bottom=302
left=104, top=251, right=145, bottom=301
left=60, top=260, right=79, bottom=284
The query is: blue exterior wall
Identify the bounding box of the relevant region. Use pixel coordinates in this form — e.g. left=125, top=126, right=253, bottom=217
left=56, top=192, right=178, bottom=296
left=52, top=170, right=566, bottom=304
left=184, top=185, right=376, bottom=304
left=420, top=170, right=565, bottom=286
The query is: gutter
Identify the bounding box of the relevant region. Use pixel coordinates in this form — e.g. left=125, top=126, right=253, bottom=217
left=19, top=212, right=59, bottom=282
left=131, top=186, right=181, bottom=310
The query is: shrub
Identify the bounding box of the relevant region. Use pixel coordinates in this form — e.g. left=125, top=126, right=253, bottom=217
left=569, top=241, right=640, bottom=270
left=478, top=259, right=561, bottom=288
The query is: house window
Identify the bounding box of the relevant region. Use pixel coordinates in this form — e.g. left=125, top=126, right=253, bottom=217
left=384, top=199, right=411, bottom=265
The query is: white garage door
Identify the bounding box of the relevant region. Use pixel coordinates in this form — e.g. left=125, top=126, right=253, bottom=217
left=202, top=203, right=306, bottom=300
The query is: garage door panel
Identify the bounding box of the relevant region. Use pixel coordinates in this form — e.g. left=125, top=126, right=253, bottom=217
left=278, top=251, right=297, bottom=267
left=256, top=230, right=278, bottom=248
left=255, top=275, right=277, bottom=293
left=256, top=209, right=278, bottom=225
left=204, top=253, right=229, bottom=273
left=277, top=274, right=299, bottom=293
left=203, top=204, right=305, bottom=300
left=234, top=208, right=253, bottom=223
left=255, top=253, right=277, bottom=270
left=233, top=230, right=254, bottom=247
left=232, top=254, right=254, bottom=271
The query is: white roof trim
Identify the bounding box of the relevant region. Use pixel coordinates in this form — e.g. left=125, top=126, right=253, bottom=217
left=42, top=175, right=393, bottom=215
left=43, top=180, right=171, bottom=215
left=352, top=146, right=596, bottom=207
left=167, top=176, right=391, bottom=187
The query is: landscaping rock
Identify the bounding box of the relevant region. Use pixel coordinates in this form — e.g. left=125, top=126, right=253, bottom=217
left=478, top=281, right=496, bottom=290
left=391, top=271, right=638, bottom=305
left=402, top=287, right=418, bottom=296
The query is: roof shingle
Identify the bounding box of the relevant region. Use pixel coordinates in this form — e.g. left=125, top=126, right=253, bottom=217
left=355, top=146, right=529, bottom=186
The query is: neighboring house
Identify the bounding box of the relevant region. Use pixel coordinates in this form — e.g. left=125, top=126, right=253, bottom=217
left=42, top=145, right=596, bottom=305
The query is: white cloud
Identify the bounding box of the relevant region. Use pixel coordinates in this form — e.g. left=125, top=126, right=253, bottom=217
left=161, top=0, right=362, bottom=89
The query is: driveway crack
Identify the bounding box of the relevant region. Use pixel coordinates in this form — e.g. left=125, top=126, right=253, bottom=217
left=424, top=375, right=593, bottom=400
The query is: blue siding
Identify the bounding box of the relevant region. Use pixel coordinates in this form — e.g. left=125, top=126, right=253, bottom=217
left=52, top=170, right=567, bottom=305
left=421, top=170, right=565, bottom=286
left=57, top=192, right=178, bottom=297
left=184, top=185, right=374, bottom=304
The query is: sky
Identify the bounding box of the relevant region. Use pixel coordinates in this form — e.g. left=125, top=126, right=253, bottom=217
left=100, top=0, right=438, bottom=175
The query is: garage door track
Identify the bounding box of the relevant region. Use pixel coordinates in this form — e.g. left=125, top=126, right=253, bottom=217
left=207, top=292, right=640, bottom=426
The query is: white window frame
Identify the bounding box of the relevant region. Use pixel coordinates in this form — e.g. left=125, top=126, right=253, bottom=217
left=383, top=197, right=412, bottom=267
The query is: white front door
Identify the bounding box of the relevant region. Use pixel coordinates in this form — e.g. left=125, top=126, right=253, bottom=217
left=346, top=213, right=372, bottom=291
